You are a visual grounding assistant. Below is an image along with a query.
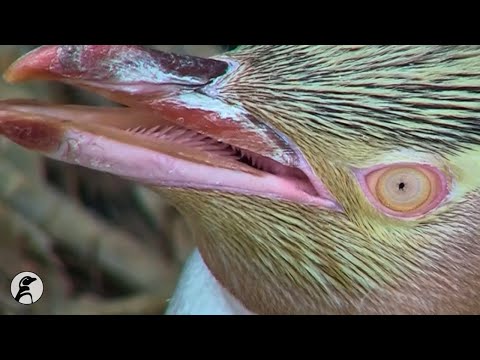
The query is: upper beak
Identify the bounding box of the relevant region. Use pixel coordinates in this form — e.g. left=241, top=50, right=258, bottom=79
left=4, top=45, right=228, bottom=88
left=0, top=45, right=339, bottom=209
left=3, top=45, right=295, bottom=163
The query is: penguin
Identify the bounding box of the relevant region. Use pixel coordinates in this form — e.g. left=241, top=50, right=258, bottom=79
left=2, top=45, right=480, bottom=314
left=14, top=276, right=37, bottom=304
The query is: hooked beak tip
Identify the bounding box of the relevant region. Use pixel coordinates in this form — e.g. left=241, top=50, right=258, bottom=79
left=3, top=45, right=58, bottom=83
left=3, top=45, right=231, bottom=89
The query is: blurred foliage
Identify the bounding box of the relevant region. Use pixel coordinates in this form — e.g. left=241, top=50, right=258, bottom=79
left=0, top=45, right=225, bottom=314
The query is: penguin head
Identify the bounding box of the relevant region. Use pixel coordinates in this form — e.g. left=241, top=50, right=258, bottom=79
left=20, top=276, right=37, bottom=287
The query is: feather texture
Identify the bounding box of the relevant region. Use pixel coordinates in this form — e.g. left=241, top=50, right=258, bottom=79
left=161, top=46, right=480, bottom=314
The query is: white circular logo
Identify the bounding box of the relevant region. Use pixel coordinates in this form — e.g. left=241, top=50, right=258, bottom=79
left=10, top=272, right=44, bottom=305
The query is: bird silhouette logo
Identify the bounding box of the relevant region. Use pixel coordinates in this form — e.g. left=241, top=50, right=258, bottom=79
left=10, top=272, right=44, bottom=305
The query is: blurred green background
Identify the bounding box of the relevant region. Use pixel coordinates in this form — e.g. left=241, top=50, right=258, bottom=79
left=0, top=45, right=228, bottom=314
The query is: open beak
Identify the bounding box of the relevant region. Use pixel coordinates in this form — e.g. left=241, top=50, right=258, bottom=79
left=0, top=45, right=339, bottom=209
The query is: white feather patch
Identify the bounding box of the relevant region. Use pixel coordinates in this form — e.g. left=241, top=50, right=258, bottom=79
left=165, top=249, right=254, bottom=315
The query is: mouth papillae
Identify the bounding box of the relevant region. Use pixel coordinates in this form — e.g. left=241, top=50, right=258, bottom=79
left=124, top=120, right=318, bottom=196
left=0, top=99, right=339, bottom=208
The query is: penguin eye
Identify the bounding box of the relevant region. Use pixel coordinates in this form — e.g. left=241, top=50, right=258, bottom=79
left=357, top=163, right=450, bottom=218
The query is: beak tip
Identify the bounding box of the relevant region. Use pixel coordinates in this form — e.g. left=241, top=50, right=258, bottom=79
left=0, top=113, right=64, bottom=153
left=3, top=57, right=22, bottom=83
left=2, top=45, right=58, bottom=84
left=3, top=66, right=19, bottom=83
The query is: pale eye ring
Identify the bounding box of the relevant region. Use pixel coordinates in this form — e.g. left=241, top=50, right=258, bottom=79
left=355, top=163, right=450, bottom=218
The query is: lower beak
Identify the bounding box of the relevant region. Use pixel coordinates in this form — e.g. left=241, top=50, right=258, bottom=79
left=0, top=45, right=339, bottom=209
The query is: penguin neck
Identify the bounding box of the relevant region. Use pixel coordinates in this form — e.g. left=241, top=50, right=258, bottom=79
left=165, top=248, right=254, bottom=315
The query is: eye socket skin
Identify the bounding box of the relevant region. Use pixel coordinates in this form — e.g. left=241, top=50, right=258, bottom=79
left=355, top=163, right=450, bottom=219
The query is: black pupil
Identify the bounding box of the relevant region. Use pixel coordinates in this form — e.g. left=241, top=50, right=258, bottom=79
left=398, top=182, right=406, bottom=191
